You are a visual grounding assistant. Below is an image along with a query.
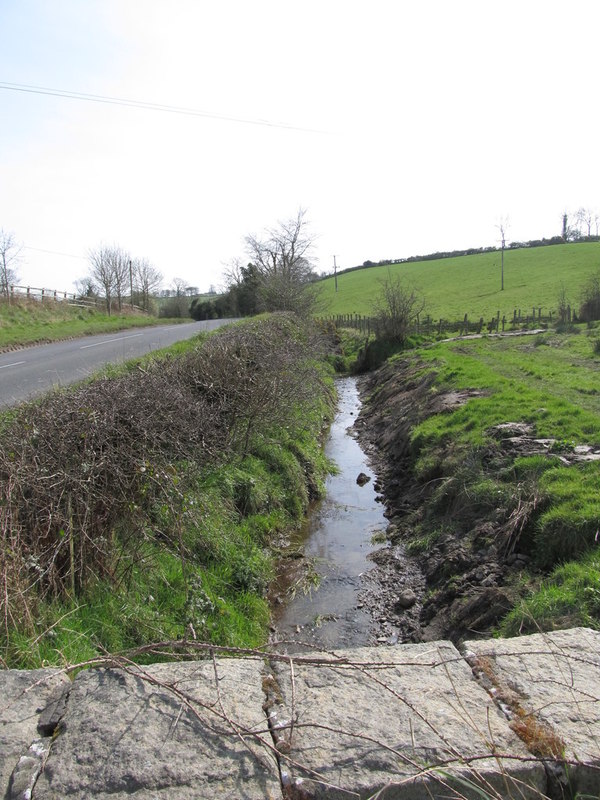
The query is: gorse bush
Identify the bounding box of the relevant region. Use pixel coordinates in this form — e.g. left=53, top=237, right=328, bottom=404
left=0, top=314, right=331, bottom=646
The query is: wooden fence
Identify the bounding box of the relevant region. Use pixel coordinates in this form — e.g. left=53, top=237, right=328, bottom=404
left=6, top=285, right=146, bottom=313
left=326, top=306, right=570, bottom=337
left=7, top=285, right=98, bottom=308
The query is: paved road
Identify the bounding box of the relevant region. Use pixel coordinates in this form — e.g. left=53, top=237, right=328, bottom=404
left=0, top=319, right=234, bottom=408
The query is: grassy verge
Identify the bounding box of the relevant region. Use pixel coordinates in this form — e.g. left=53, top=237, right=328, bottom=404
left=388, top=325, right=600, bottom=633
left=0, top=297, right=183, bottom=350
left=0, top=314, right=334, bottom=668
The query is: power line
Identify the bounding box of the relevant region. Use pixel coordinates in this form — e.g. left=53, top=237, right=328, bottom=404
left=0, top=81, right=327, bottom=134
left=24, top=245, right=86, bottom=260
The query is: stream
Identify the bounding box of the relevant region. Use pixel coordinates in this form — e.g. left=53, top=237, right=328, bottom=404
left=270, top=376, right=388, bottom=651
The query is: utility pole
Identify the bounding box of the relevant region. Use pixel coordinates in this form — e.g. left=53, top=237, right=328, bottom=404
left=333, top=255, right=338, bottom=293
left=497, top=218, right=508, bottom=292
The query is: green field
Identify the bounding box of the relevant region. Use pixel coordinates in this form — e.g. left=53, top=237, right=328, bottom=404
left=318, top=242, right=600, bottom=321
left=400, top=328, right=600, bottom=633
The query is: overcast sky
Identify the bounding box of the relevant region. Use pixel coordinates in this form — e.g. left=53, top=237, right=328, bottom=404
left=1, top=0, right=599, bottom=294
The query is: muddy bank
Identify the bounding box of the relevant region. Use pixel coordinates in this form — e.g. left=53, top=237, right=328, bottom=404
left=354, top=356, right=529, bottom=644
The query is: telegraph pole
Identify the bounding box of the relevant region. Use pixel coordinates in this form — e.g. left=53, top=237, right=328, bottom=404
left=333, top=255, right=338, bottom=293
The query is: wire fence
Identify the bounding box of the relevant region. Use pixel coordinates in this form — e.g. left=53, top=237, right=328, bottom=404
left=326, top=305, right=573, bottom=337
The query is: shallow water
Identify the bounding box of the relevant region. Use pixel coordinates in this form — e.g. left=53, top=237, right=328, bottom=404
left=270, top=376, right=388, bottom=651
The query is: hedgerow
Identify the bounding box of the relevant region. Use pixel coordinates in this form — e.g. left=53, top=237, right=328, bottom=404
left=0, top=314, right=333, bottom=663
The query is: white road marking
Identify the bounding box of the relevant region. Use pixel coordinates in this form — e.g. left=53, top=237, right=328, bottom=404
left=80, top=333, right=144, bottom=349
left=0, top=361, right=26, bottom=370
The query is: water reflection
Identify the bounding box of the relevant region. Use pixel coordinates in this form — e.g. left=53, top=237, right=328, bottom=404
left=270, top=376, right=387, bottom=651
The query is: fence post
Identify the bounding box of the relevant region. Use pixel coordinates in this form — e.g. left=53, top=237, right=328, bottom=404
left=502, top=315, right=506, bottom=332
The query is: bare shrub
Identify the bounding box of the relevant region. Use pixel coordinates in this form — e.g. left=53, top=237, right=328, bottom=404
left=371, top=275, right=425, bottom=344
left=184, top=313, right=329, bottom=454
left=0, top=314, right=327, bottom=630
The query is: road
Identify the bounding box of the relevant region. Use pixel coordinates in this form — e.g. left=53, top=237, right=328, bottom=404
left=0, top=319, right=234, bottom=408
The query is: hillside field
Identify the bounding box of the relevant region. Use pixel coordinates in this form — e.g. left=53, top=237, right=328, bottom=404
left=317, top=242, right=600, bottom=321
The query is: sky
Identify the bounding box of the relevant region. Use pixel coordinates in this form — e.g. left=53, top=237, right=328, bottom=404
left=1, top=0, right=599, bottom=294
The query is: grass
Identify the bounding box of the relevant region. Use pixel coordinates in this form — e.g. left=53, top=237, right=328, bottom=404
left=499, top=548, right=600, bottom=635
left=5, top=429, right=332, bottom=669
left=1, top=317, right=335, bottom=668
left=317, top=241, right=600, bottom=321
left=0, top=296, right=184, bottom=349
left=411, top=331, right=600, bottom=453
left=397, top=327, right=600, bottom=632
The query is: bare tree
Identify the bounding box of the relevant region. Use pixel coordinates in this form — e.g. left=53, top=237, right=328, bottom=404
left=88, top=245, right=114, bottom=314
left=171, top=277, right=188, bottom=297
left=0, top=229, right=21, bottom=299
left=87, top=244, right=130, bottom=314
left=133, top=258, right=162, bottom=311
left=576, top=207, right=596, bottom=238
left=110, top=248, right=131, bottom=311
left=244, top=209, right=318, bottom=316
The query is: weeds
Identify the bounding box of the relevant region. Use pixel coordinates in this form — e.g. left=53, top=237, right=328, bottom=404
left=0, top=314, right=335, bottom=666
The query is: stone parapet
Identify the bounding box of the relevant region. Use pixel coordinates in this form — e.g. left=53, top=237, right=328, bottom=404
left=1, top=629, right=598, bottom=799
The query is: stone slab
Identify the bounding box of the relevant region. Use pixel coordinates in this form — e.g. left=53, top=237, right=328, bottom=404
left=466, top=627, right=600, bottom=797
left=271, top=641, right=546, bottom=799
left=34, top=658, right=281, bottom=800
left=0, top=668, right=69, bottom=799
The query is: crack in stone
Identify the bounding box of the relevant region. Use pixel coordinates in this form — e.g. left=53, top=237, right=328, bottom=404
left=7, top=682, right=71, bottom=800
